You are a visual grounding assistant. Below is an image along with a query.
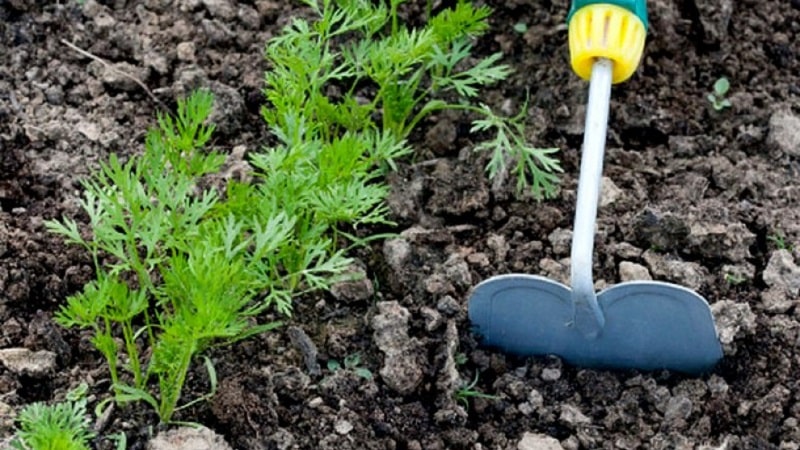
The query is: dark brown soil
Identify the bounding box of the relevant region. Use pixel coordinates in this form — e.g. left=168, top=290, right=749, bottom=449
left=1, top=0, right=799, bottom=448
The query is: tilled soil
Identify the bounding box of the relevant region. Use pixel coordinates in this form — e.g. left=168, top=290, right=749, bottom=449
left=1, top=0, right=799, bottom=449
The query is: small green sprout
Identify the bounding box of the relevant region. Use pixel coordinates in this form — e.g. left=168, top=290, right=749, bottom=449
left=327, top=353, right=373, bottom=380
left=768, top=232, right=793, bottom=251
left=11, top=384, right=94, bottom=450
left=454, top=373, right=498, bottom=408
left=723, top=272, right=746, bottom=285
left=513, top=22, right=528, bottom=34
left=707, top=77, right=732, bottom=111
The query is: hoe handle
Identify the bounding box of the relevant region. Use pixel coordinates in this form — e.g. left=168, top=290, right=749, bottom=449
left=567, top=1, right=648, bottom=338
left=570, top=58, right=613, bottom=338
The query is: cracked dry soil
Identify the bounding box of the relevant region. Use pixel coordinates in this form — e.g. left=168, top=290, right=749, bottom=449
left=1, top=0, right=799, bottom=448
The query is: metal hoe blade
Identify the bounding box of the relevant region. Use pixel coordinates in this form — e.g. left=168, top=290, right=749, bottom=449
left=468, top=59, right=723, bottom=375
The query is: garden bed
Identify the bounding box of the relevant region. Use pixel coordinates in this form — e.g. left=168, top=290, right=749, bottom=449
left=1, top=0, right=799, bottom=448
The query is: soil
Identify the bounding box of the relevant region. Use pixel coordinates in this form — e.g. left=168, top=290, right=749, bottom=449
left=1, top=0, right=799, bottom=449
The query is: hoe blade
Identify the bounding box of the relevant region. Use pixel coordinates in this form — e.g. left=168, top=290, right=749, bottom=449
left=468, top=274, right=723, bottom=374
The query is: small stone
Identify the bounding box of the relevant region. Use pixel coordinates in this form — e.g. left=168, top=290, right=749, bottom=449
left=619, top=261, right=652, bottom=281
left=768, top=106, right=800, bottom=157
left=763, top=250, right=800, bottom=293
left=487, top=234, right=509, bottom=262
left=334, top=420, right=353, bottom=435
left=518, top=432, right=564, bottom=450
left=642, top=250, right=708, bottom=290
left=710, top=300, right=757, bottom=347
left=371, top=301, right=410, bottom=351
left=539, top=258, right=570, bottom=285
left=548, top=228, right=572, bottom=256
left=527, top=389, right=544, bottom=409
left=559, top=404, right=591, bottom=427
left=201, top=0, right=236, bottom=20
left=466, top=252, right=490, bottom=267
left=383, top=238, right=410, bottom=271
left=600, top=176, right=622, bottom=207
left=94, top=12, right=116, bottom=30
left=688, top=222, right=755, bottom=262
left=707, top=375, right=729, bottom=397
left=760, top=250, right=800, bottom=313
left=443, top=254, right=472, bottom=289
left=612, top=242, right=644, bottom=259
left=147, top=426, right=233, bottom=450
left=420, top=306, right=442, bottom=331
left=176, top=42, right=196, bottom=62
left=664, top=395, right=693, bottom=422
left=76, top=121, right=101, bottom=142
left=541, top=367, right=561, bottom=381
left=0, top=348, right=57, bottom=376
left=424, top=273, right=452, bottom=295
left=308, top=397, right=323, bottom=408
left=371, top=302, right=423, bottom=395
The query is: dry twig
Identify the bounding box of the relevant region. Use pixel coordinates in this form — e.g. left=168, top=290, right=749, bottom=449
left=60, top=39, right=168, bottom=110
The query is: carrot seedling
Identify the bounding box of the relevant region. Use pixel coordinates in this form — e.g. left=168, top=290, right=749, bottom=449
left=261, top=0, right=561, bottom=199
left=46, top=91, right=356, bottom=423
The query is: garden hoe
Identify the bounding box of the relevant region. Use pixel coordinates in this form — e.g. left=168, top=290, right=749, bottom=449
left=468, top=0, right=723, bottom=374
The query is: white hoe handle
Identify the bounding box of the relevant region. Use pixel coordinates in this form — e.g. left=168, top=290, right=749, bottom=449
left=570, top=58, right=613, bottom=338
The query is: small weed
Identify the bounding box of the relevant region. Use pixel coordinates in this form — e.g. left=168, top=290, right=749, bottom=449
left=707, top=77, right=732, bottom=111
left=454, top=373, right=498, bottom=408
left=327, top=353, right=373, bottom=380
left=768, top=232, right=793, bottom=251
left=512, top=22, right=528, bottom=34
left=724, top=272, right=746, bottom=285
left=11, top=384, right=94, bottom=450
left=454, top=352, right=468, bottom=365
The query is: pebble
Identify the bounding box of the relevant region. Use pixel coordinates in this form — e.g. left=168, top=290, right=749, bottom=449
left=768, top=106, right=800, bottom=157
left=201, top=0, right=236, bottom=20
left=559, top=404, right=591, bottom=427
left=710, top=300, right=757, bottom=349
left=176, top=42, right=196, bottom=62
left=600, top=176, right=622, bottom=207
left=334, top=420, right=353, bottom=435
left=147, top=426, right=233, bottom=450
left=486, top=233, right=509, bottom=262
left=619, top=261, right=652, bottom=281
left=541, top=367, right=561, bottom=381
left=0, top=348, right=57, bottom=376
left=547, top=228, right=572, bottom=256
left=371, top=302, right=423, bottom=395
left=663, top=395, right=693, bottom=423
left=383, top=238, right=410, bottom=272
left=518, top=432, right=564, bottom=450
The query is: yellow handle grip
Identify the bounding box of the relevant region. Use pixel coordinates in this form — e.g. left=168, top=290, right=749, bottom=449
left=568, top=4, right=647, bottom=83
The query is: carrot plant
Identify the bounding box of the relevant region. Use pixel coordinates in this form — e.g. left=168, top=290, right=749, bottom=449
left=261, top=0, right=561, bottom=198
left=10, top=384, right=94, bottom=450
left=46, top=91, right=355, bottom=423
